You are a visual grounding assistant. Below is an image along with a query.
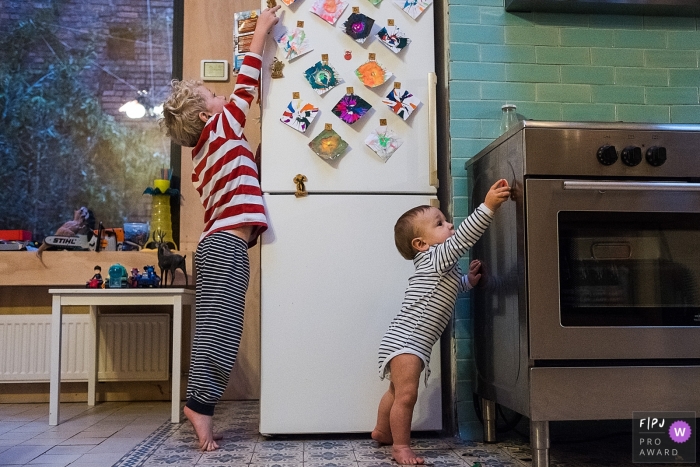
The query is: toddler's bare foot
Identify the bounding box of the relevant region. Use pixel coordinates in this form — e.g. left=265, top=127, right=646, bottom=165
left=392, top=444, right=424, bottom=465
left=371, top=428, right=393, bottom=445
left=184, top=406, right=219, bottom=451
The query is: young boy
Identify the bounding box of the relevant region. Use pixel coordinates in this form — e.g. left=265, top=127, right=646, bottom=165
left=372, top=179, right=511, bottom=465
left=158, top=5, right=280, bottom=452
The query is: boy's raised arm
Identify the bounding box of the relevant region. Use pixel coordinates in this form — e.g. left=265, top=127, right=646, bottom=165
left=249, top=6, right=280, bottom=56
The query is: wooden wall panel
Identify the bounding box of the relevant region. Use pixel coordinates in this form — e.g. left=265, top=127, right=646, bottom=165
left=182, top=0, right=262, bottom=400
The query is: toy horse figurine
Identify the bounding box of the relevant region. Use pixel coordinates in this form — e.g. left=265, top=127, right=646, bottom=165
left=153, top=230, right=187, bottom=287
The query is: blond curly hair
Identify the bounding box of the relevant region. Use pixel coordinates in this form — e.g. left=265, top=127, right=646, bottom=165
left=158, top=79, right=207, bottom=147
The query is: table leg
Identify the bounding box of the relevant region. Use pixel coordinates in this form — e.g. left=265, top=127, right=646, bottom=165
left=49, top=295, right=63, bottom=425
left=171, top=296, right=183, bottom=423
left=87, top=305, right=98, bottom=406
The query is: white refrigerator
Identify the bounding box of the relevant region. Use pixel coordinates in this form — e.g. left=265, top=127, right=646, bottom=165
left=258, top=0, right=440, bottom=434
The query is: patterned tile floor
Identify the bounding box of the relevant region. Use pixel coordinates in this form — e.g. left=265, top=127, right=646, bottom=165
left=0, top=400, right=695, bottom=466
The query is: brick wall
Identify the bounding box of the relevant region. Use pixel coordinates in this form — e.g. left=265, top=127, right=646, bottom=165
left=449, top=0, right=700, bottom=439
left=0, top=0, right=173, bottom=121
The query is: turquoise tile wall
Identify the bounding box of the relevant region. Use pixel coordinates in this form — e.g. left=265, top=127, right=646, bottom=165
left=448, top=1, right=700, bottom=440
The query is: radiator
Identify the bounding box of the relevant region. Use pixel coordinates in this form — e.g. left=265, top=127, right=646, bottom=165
left=0, top=314, right=170, bottom=383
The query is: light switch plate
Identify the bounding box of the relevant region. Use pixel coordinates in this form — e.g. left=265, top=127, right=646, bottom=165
left=200, top=60, right=229, bottom=81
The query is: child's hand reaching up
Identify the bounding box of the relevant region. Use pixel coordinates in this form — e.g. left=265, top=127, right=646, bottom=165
left=467, top=259, right=482, bottom=287
left=484, top=179, right=511, bottom=212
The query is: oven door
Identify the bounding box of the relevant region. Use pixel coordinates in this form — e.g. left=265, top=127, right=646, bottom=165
left=527, top=179, right=700, bottom=360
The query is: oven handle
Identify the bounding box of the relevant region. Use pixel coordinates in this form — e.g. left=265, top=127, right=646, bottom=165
left=563, top=180, right=700, bottom=192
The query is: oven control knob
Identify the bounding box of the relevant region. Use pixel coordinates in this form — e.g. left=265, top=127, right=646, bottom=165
left=597, top=145, right=617, bottom=165
left=621, top=146, right=642, bottom=166
left=646, top=146, right=667, bottom=167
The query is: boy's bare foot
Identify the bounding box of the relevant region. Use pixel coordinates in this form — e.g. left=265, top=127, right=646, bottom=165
left=371, top=428, right=393, bottom=445
left=392, top=445, right=424, bottom=465
left=184, top=406, right=219, bottom=451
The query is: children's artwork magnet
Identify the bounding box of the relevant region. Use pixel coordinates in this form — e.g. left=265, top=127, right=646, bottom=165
left=355, top=59, right=392, bottom=88
left=275, top=27, right=314, bottom=61
left=309, top=127, right=349, bottom=160
left=343, top=13, right=375, bottom=43
left=366, top=0, right=383, bottom=4
left=393, top=0, right=432, bottom=20
left=383, top=87, right=421, bottom=120
left=280, top=0, right=297, bottom=5
left=304, top=60, right=343, bottom=95
left=281, top=99, right=320, bottom=133
left=233, top=10, right=260, bottom=72
left=310, top=0, right=348, bottom=25
left=376, top=25, right=411, bottom=53
left=331, top=93, right=372, bottom=124
left=365, top=126, right=403, bottom=162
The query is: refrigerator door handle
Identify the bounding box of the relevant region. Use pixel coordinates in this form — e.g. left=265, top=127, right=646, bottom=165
left=428, top=72, right=439, bottom=189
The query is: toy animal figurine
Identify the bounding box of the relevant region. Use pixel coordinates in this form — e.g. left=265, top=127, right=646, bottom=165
left=153, top=230, right=187, bottom=287
left=37, top=207, right=94, bottom=260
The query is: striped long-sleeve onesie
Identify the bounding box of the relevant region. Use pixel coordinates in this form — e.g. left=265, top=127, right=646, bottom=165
left=378, top=204, right=494, bottom=383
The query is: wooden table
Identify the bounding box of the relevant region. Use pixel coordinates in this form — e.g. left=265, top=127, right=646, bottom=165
left=48, top=288, right=195, bottom=425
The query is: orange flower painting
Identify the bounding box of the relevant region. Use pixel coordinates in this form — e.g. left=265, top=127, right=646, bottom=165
left=355, top=60, right=391, bottom=88
left=309, top=128, right=349, bottom=160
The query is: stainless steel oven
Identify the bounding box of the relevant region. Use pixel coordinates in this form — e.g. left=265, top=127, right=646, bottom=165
left=466, top=122, right=700, bottom=467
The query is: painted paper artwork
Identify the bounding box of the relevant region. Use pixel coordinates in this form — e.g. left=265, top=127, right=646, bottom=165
left=331, top=93, right=372, bottom=124
left=366, top=0, right=382, bottom=4
left=393, top=0, right=432, bottom=20
left=343, top=13, right=375, bottom=44
left=281, top=0, right=297, bottom=5
left=280, top=99, right=320, bottom=133
left=304, top=61, right=343, bottom=95
left=309, top=128, right=349, bottom=160
left=376, top=25, right=411, bottom=53
left=355, top=60, right=392, bottom=88
left=383, top=88, right=421, bottom=120
left=310, top=0, right=348, bottom=25
left=275, top=27, right=314, bottom=61
left=365, top=127, right=403, bottom=162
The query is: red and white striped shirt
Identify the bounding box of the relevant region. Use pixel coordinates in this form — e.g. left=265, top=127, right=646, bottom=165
left=192, top=53, right=268, bottom=247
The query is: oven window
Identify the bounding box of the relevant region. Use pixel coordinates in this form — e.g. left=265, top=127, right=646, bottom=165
left=559, top=211, right=700, bottom=327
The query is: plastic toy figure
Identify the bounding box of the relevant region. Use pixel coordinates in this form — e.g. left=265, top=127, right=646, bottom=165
left=129, top=268, right=141, bottom=288
left=86, top=265, right=103, bottom=288
left=106, top=263, right=128, bottom=288
left=136, top=265, right=161, bottom=288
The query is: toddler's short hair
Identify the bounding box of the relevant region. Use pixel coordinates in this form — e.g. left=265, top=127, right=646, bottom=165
left=394, top=205, right=431, bottom=260
left=159, top=79, right=207, bottom=147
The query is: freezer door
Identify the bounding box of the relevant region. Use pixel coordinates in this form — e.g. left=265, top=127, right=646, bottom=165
left=259, top=0, right=436, bottom=194
left=260, top=194, right=442, bottom=434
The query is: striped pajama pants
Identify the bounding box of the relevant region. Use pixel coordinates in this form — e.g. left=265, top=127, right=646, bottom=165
left=185, top=232, right=249, bottom=416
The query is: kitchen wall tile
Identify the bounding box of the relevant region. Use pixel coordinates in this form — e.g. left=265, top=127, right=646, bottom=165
left=668, top=31, right=700, bottom=50
left=450, top=42, right=480, bottom=62
left=532, top=12, right=591, bottom=28
left=645, top=87, right=698, bottom=105
left=536, top=46, right=590, bottom=65
left=670, top=69, right=700, bottom=87
left=613, top=29, right=666, bottom=48
left=450, top=81, right=481, bottom=100
left=560, top=28, right=614, bottom=47
left=615, top=67, right=668, bottom=86
left=645, top=50, right=698, bottom=69
left=450, top=100, right=503, bottom=119
left=480, top=6, right=533, bottom=26
left=590, top=47, right=644, bottom=67
left=451, top=61, right=506, bottom=81
left=591, top=85, right=645, bottom=104
left=560, top=65, right=614, bottom=85
left=589, top=14, right=644, bottom=29
left=537, top=83, right=591, bottom=103
left=561, top=103, right=616, bottom=122
left=505, top=26, right=559, bottom=46
left=671, top=105, right=700, bottom=123
left=480, top=44, right=536, bottom=63
left=505, top=63, right=560, bottom=83
left=616, top=104, right=670, bottom=123
left=643, top=15, right=696, bottom=31
left=451, top=119, right=483, bottom=139
left=481, top=82, right=536, bottom=101
left=450, top=5, right=480, bottom=24
left=510, top=102, right=562, bottom=121
left=452, top=24, right=505, bottom=44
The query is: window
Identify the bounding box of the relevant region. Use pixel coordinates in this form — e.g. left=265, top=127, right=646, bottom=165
left=0, top=0, right=181, bottom=244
